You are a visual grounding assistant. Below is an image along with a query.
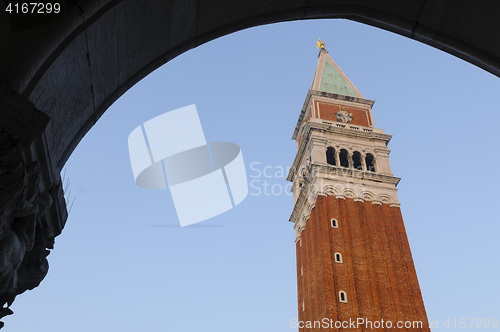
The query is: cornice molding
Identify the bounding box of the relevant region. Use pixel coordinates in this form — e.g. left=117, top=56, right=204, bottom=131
left=290, top=163, right=401, bottom=241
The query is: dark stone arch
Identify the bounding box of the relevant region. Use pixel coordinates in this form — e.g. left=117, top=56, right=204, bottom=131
left=3, top=0, right=500, bottom=170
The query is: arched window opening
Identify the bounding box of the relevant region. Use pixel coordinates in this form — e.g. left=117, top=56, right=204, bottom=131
left=326, top=147, right=336, bottom=166
left=352, top=151, right=362, bottom=170
left=330, top=218, right=338, bottom=228
left=339, top=291, right=347, bottom=303
left=365, top=153, right=376, bottom=172
left=339, top=149, right=349, bottom=167
left=334, top=252, right=343, bottom=263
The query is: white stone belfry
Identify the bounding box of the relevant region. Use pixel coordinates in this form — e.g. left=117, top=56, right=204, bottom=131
left=287, top=48, right=401, bottom=241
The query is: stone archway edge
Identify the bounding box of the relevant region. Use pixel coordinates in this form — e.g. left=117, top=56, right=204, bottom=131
left=2, top=0, right=500, bottom=169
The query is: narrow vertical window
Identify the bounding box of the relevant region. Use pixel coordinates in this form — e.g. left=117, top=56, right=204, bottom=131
left=334, top=252, right=343, bottom=263
left=326, top=147, right=336, bottom=165
left=330, top=218, right=338, bottom=228
left=365, top=153, right=376, bottom=172
left=339, top=149, right=349, bottom=167
left=339, top=291, right=347, bottom=303
left=352, top=151, right=362, bottom=170
left=302, top=300, right=305, bottom=311
left=301, top=265, right=303, bottom=276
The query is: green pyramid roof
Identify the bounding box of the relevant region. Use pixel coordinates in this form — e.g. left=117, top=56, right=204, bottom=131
left=311, top=48, right=363, bottom=98
left=319, top=59, right=358, bottom=97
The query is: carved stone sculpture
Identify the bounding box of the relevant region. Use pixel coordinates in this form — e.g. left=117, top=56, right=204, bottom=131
left=0, top=128, right=55, bottom=327
left=336, top=107, right=353, bottom=123
left=0, top=87, right=66, bottom=329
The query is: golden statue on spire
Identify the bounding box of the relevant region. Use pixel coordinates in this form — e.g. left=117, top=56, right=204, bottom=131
left=316, top=38, right=325, bottom=49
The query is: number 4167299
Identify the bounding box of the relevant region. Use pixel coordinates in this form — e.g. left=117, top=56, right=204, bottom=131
left=5, top=2, right=61, bottom=14
left=443, top=318, right=498, bottom=329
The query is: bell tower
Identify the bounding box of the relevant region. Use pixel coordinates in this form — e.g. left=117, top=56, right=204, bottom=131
left=287, top=45, right=430, bottom=331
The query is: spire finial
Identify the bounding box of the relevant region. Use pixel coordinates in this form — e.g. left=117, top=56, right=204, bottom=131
left=316, top=38, right=325, bottom=49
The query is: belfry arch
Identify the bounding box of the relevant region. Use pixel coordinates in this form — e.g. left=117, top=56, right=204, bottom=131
left=2, top=0, right=500, bottom=326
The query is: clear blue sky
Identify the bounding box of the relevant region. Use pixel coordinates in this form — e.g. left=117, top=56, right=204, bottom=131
left=7, top=19, right=500, bottom=331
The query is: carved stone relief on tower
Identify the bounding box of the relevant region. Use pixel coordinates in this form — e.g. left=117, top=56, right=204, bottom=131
left=336, top=107, right=353, bottom=123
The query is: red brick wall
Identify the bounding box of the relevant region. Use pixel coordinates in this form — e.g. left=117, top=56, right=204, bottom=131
left=296, top=196, right=429, bottom=331
left=315, top=101, right=373, bottom=127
